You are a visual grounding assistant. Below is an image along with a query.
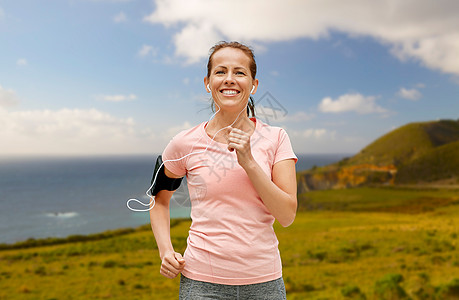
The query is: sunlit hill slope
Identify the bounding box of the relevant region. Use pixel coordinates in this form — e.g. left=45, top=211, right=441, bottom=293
left=298, top=119, right=459, bottom=192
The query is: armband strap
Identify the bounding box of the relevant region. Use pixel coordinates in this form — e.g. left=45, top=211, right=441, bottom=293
left=149, top=155, right=183, bottom=196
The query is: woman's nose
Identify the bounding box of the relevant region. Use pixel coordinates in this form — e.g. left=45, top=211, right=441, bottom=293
left=224, top=72, right=236, bottom=85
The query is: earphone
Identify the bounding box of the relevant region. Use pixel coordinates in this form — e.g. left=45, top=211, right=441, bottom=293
left=207, top=84, right=255, bottom=94
left=126, top=93, right=251, bottom=212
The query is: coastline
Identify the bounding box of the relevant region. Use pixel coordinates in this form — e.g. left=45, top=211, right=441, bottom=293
left=0, top=153, right=347, bottom=245
left=0, top=218, right=189, bottom=250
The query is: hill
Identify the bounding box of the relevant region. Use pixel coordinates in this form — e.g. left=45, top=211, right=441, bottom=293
left=347, top=119, right=459, bottom=167
left=298, top=119, right=459, bottom=191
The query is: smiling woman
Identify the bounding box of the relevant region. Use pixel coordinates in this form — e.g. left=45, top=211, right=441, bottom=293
left=205, top=41, right=258, bottom=118
left=148, top=41, right=298, bottom=300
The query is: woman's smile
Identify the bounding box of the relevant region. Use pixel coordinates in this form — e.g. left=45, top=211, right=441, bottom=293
left=220, top=89, right=240, bottom=96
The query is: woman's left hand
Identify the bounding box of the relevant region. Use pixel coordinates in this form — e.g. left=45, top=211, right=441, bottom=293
left=227, top=127, right=255, bottom=169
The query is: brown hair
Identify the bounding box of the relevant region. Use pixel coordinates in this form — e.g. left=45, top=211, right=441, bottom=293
left=206, top=41, right=257, bottom=117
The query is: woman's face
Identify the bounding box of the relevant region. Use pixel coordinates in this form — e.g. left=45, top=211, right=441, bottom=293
left=205, top=47, right=258, bottom=114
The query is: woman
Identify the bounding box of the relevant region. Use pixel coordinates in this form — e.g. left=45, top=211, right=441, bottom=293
left=150, top=41, right=297, bottom=299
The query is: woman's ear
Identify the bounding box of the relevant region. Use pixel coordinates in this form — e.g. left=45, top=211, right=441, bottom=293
left=204, top=77, right=210, bottom=93
left=251, top=79, right=259, bottom=94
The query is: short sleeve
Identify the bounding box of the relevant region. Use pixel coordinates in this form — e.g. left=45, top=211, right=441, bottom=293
left=274, top=129, right=298, bottom=165
left=161, top=135, right=187, bottom=177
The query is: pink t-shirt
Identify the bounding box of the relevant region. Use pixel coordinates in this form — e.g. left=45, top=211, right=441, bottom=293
left=162, top=118, right=297, bottom=285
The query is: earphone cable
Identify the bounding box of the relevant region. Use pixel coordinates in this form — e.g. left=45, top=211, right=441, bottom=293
left=126, top=98, right=249, bottom=212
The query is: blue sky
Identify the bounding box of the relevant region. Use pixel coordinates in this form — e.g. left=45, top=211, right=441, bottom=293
left=1, top=0, right=458, bottom=156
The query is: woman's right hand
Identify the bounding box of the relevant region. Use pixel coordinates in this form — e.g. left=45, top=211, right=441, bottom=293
left=160, top=251, right=185, bottom=279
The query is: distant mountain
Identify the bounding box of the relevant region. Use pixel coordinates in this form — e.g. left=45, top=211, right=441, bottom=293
left=297, top=119, right=459, bottom=192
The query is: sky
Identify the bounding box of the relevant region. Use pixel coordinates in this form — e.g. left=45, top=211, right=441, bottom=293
left=1, top=0, right=459, bottom=156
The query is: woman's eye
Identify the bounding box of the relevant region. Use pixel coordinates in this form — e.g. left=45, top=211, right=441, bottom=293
left=236, top=71, right=245, bottom=75
left=215, top=71, right=225, bottom=75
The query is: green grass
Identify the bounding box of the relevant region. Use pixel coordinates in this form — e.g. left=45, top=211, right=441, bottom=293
left=1, top=187, right=459, bottom=299
left=298, top=186, right=459, bottom=213
left=396, top=140, right=459, bottom=184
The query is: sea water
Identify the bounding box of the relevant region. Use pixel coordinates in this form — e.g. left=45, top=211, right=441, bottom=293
left=0, top=154, right=348, bottom=244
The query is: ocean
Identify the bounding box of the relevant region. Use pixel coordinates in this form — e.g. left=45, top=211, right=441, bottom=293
left=0, top=153, right=349, bottom=244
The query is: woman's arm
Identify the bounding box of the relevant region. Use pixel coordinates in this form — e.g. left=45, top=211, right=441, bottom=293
left=228, top=128, right=297, bottom=227
left=149, top=167, right=185, bottom=278
left=243, top=159, right=297, bottom=227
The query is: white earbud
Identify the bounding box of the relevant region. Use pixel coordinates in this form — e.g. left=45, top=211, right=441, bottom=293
left=251, top=85, right=255, bottom=94
left=207, top=84, right=211, bottom=92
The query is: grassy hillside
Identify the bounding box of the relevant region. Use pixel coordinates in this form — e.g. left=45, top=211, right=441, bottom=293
left=1, top=187, right=459, bottom=299
left=423, top=119, right=459, bottom=147
left=347, top=119, right=459, bottom=167
left=298, top=119, right=459, bottom=189
left=347, top=122, right=435, bottom=166
left=396, top=140, right=459, bottom=184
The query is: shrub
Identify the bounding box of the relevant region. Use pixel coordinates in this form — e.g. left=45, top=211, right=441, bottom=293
left=430, top=255, right=446, bottom=265
left=411, top=273, right=435, bottom=300
left=307, top=250, right=327, bottom=261
left=341, top=285, right=366, bottom=299
left=373, top=273, right=409, bottom=300
left=34, top=265, right=47, bottom=276
left=87, top=261, right=98, bottom=268
left=102, top=260, right=117, bottom=268
left=18, top=285, right=31, bottom=294
left=436, top=278, right=459, bottom=299
left=284, top=276, right=316, bottom=293
left=133, top=283, right=146, bottom=290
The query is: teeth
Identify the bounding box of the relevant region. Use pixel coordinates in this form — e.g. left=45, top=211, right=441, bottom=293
left=222, top=90, right=238, bottom=95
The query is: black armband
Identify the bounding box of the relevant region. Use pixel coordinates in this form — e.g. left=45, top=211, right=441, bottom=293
left=149, top=155, right=183, bottom=196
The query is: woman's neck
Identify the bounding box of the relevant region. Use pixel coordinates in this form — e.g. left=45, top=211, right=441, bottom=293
left=206, top=113, right=255, bottom=138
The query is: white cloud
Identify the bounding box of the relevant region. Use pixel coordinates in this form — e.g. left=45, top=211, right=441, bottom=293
left=113, top=12, right=127, bottom=23
left=16, top=58, right=27, bottom=66
left=288, top=127, right=336, bottom=139
left=288, top=111, right=315, bottom=122
left=333, top=40, right=355, bottom=58
left=390, top=33, right=459, bottom=75
left=301, top=128, right=331, bottom=139
left=397, top=87, right=422, bottom=101
left=319, top=93, right=387, bottom=114
left=287, top=127, right=371, bottom=154
left=144, top=0, right=459, bottom=75
left=138, top=45, right=159, bottom=58
left=164, top=121, right=192, bottom=138
left=96, top=94, right=137, bottom=102
left=255, top=107, right=314, bottom=123
left=172, top=23, right=222, bottom=64
left=0, top=107, right=158, bottom=155
left=0, top=105, right=199, bottom=155
left=416, top=83, right=426, bottom=88
left=87, top=0, right=132, bottom=2
left=0, top=85, right=19, bottom=108
left=255, top=106, right=286, bottom=124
